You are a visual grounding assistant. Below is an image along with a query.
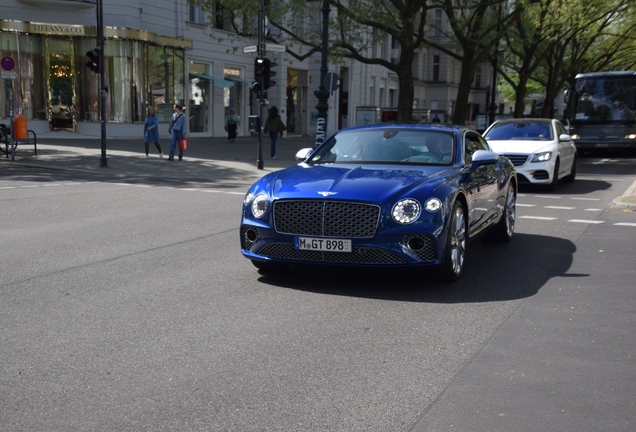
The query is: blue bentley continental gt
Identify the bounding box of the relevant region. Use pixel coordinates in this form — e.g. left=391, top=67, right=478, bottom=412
left=240, top=124, right=517, bottom=282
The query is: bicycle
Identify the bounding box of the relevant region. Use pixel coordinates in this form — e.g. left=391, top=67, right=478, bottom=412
left=0, top=123, right=10, bottom=157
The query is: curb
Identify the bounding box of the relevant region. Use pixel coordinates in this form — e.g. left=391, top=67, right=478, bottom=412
left=611, top=178, right=636, bottom=210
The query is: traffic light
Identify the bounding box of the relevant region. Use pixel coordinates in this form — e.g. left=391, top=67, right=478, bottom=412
left=86, top=48, right=100, bottom=73
left=263, top=59, right=276, bottom=90
left=254, top=57, right=265, bottom=83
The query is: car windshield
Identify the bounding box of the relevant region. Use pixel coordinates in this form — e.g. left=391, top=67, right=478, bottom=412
left=307, top=129, right=455, bottom=165
left=484, top=123, right=553, bottom=141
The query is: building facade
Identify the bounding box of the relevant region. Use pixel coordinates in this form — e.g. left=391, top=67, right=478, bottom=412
left=1, top=0, right=497, bottom=139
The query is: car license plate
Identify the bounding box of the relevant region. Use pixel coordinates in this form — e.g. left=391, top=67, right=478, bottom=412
left=595, top=143, right=609, bottom=147
left=295, top=237, right=352, bottom=252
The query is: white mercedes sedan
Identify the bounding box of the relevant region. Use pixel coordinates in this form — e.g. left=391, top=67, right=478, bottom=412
left=483, top=118, right=577, bottom=191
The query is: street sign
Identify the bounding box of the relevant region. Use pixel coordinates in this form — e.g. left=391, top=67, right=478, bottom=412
left=1, top=71, right=16, bottom=80
left=243, top=45, right=258, bottom=54
left=1, top=56, right=16, bottom=72
left=265, top=43, right=285, bottom=53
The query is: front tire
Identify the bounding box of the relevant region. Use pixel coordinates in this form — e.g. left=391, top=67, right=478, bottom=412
left=439, top=201, right=467, bottom=283
left=547, top=159, right=560, bottom=191
left=489, top=183, right=516, bottom=243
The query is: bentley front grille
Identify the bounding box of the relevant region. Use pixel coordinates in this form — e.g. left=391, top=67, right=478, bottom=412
left=274, top=200, right=380, bottom=238
left=257, top=243, right=405, bottom=265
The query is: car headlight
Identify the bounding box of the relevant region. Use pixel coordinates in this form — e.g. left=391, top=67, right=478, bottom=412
left=251, top=193, right=268, bottom=218
left=244, top=191, right=255, bottom=205
left=425, top=198, right=442, bottom=212
left=625, top=134, right=636, bottom=140
left=570, top=134, right=580, bottom=140
left=392, top=198, right=421, bottom=224
left=531, top=151, right=552, bottom=162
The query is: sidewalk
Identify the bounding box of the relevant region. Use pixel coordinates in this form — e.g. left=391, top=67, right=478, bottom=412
left=2, top=132, right=636, bottom=209
left=1, top=132, right=316, bottom=183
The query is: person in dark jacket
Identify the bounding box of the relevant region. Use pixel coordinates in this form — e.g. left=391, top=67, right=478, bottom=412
left=167, top=104, right=187, bottom=161
left=263, top=106, right=286, bottom=159
left=143, top=106, right=162, bottom=158
left=225, top=108, right=239, bottom=142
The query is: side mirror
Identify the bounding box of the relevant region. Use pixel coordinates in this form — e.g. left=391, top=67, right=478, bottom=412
left=295, top=148, right=313, bottom=162
left=559, top=133, right=572, bottom=142
left=471, top=150, right=500, bottom=166
left=564, top=87, right=573, bottom=104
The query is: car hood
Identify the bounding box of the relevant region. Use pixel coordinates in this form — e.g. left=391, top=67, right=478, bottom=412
left=269, top=163, right=449, bottom=202
left=487, top=140, right=556, bottom=154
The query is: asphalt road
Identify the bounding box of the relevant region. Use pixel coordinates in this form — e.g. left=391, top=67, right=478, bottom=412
left=1, top=148, right=635, bottom=431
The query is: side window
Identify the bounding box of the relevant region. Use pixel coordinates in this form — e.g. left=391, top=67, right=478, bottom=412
left=464, top=132, right=488, bottom=164
left=556, top=121, right=566, bottom=136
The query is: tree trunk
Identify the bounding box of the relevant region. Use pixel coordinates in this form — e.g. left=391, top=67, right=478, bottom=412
left=396, top=57, right=415, bottom=123
left=453, top=59, right=477, bottom=125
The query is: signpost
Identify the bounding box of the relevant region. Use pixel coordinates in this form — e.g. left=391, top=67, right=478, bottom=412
left=265, top=43, right=285, bottom=53
left=243, top=45, right=257, bottom=54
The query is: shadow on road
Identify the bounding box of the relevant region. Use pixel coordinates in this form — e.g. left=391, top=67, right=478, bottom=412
left=254, top=233, right=578, bottom=304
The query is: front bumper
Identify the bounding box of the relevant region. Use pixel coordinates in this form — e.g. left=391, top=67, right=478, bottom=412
left=240, top=223, right=442, bottom=267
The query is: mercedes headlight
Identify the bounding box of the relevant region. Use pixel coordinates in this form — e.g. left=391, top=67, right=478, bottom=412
left=531, top=151, right=552, bottom=162
left=570, top=134, right=580, bottom=140
left=625, top=134, right=636, bottom=140
left=392, top=199, right=421, bottom=224
left=251, top=193, right=268, bottom=218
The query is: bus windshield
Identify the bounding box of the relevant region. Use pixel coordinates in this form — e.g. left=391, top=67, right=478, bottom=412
left=572, top=75, right=636, bottom=125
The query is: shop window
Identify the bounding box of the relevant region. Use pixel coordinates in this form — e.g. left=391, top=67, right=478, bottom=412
left=19, top=35, right=47, bottom=120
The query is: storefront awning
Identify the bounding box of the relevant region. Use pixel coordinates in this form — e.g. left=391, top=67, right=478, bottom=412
left=189, top=73, right=234, bottom=88
left=226, top=77, right=254, bottom=88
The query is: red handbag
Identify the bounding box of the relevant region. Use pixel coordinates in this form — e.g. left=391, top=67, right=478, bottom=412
left=178, top=138, right=189, bottom=150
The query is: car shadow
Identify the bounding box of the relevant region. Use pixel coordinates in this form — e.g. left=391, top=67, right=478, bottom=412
left=518, top=178, right=612, bottom=195
left=255, top=233, right=579, bottom=304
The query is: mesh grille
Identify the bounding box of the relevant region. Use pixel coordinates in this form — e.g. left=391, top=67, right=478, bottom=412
left=402, top=234, right=436, bottom=262
left=532, top=170, right=549, bottom=180
left=503, top=154, right=529, bottom=167
left=241, top=225, right=258, bottom=250
left=274, top=200, right=380, bottom=238
left=257, top=243, right=405, bottom=264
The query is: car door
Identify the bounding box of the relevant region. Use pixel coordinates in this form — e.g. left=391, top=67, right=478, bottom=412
left=462, top=132, right=498, bottom=235
left=555, top=120, right=576, bottom=175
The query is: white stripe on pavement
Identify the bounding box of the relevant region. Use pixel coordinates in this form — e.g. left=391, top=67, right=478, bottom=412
left=520, top=216, right=558, bottom=220
left=568, top=219, right=604, bottom=224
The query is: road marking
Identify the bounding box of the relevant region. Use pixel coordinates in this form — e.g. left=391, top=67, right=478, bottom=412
left=584, top=208, right=603, bottom=212
left=534, top=195, right=562, bottom=199
left=516, top=203, right=535, bottom=207
left=0, top=186, right=16, bottom=190
left=545, top=206, right=575, bottom=210
left=568, top=219, right=604, bottom=224
left=614, top=222, right=636, bottom=227
left=571, top=197, right=600, bottom=201
left=520, top=216, right=558, bottom=220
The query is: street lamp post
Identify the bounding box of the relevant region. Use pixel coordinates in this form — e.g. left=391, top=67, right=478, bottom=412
left=313, top=0, right=330, bottom=147
left=488, top=52, right=498, bottom=126
left=97, top=0, right=107, bottom=167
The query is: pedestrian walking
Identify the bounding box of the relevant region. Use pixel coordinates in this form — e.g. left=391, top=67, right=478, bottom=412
left=263, top=106, right=286, bottom=159
left=225, top=108, right=239, bottom=142
left=167, top=104, right=187, bottom=161
left=143, top=106, right=163, bottom=158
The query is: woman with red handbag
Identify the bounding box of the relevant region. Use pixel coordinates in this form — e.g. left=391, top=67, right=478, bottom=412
left=168, top=104, right=187, bottom=161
